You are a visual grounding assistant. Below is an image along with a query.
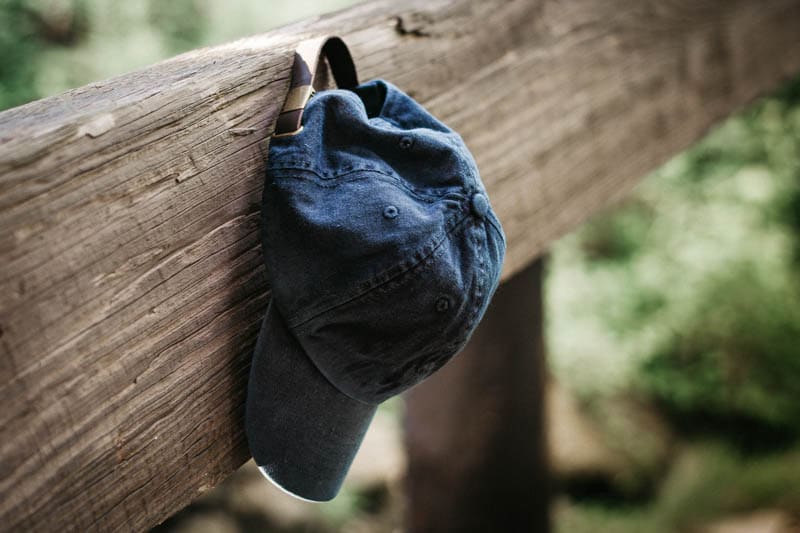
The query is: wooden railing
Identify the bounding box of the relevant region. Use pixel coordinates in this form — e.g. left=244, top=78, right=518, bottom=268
left=2, top=0, right=800, bottom=530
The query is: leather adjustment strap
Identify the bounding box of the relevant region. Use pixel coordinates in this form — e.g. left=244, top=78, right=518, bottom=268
left=273, top=36, right=358, bottom=137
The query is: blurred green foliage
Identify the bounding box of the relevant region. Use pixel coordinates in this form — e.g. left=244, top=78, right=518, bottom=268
left=147, top=0, right=207, bottom=54
left=548, top=78, right=800, bottom=532
left=0, top=0, right=43, bottom=109
left=0, top=0, right=358, bottom=112
left=638, top=79, right=800, bottom=443
left=549, top=73, right=800, bottom=446
left=556, top=442, right=800, bottom=533
left=641, top=262, right=800, bottom=444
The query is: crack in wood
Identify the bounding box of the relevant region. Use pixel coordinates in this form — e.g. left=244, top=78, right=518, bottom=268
left=394, top=14, right=432, bottom=38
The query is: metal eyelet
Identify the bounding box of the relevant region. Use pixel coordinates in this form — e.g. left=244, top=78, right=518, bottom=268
left=399, top=136, right=414, bottom=150
left=383, top=205, right=399, bottom=219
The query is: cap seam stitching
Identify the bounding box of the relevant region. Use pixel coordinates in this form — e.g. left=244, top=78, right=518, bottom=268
left=290, top=212, right=473, bottom=330
left=483, top=213, right=505, bottom=242
left=368, top=220, right=488, bottom=401
left=269, top=166, right=466, bottom=203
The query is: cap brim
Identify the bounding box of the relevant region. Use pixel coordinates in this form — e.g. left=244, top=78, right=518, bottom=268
left=245, top=301, right=377, bottom=502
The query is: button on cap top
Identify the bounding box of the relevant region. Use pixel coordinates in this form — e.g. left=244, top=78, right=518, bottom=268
left=470, top=192, right=489, bottom=219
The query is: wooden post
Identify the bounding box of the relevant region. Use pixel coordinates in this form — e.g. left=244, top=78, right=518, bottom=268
left=405, top=259, right=549, bottom=532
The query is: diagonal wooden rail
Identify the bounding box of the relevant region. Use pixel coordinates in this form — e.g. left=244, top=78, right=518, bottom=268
left=1, top=0, right=799, bottom=530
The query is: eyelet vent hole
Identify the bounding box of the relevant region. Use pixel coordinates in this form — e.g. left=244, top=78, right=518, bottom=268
left=383, top=205, right=399, bottom=219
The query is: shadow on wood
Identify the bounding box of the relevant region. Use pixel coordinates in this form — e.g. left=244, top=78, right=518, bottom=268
left=404, top=259, right=549, bottom=533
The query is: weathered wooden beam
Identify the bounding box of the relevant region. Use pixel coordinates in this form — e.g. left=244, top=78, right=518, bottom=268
left=405, top=259, right=550, bottom=533
left=1, top=0, right=799, bottom=530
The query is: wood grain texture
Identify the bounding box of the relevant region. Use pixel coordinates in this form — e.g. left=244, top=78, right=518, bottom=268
left=1, top=0, right=800, bottom=530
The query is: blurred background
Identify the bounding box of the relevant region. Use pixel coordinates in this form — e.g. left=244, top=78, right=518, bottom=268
left=2, top=1, right=799, bottom=532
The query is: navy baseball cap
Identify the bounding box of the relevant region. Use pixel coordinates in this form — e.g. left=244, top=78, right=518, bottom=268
left=245, top=38, right=505, bottom=502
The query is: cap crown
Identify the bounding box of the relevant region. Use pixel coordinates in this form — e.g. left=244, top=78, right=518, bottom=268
left=263, top=80, right=505, bottom=404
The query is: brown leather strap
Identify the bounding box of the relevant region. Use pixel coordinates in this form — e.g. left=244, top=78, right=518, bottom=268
left=273, top=36, right=358, bottom=137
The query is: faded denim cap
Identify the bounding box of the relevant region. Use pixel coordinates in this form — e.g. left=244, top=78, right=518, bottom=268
left=245, top=77, right=506, bottom=502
